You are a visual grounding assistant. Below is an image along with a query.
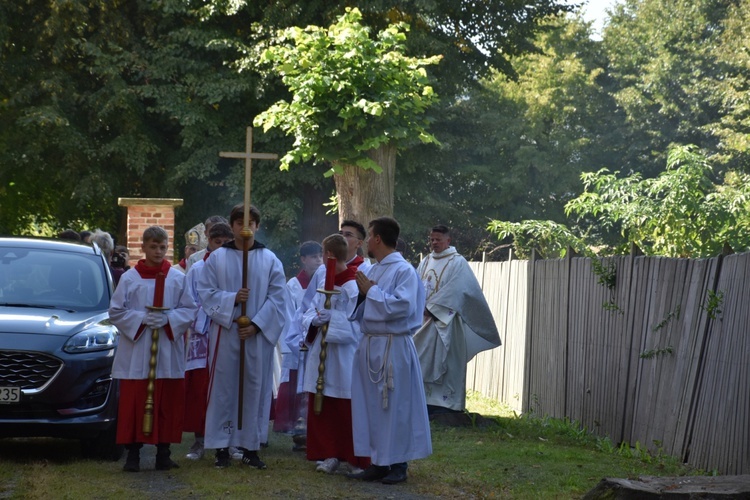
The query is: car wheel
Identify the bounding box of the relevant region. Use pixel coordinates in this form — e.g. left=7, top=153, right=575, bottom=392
left=81, top=425, right=123, bottom=461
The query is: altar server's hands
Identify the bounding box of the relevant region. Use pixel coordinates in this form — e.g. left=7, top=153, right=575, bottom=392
left=311, top=308, right=331, bottom=326
left=145, top=311, right=168, bottom=329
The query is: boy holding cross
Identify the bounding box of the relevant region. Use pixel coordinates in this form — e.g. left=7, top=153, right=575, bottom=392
left=197, top=204, right=287, bottom=469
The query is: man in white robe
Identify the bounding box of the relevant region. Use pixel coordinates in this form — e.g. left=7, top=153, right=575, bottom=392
left=414, top=224, right=501, bottom=414
left=347, top=217, right=431, bottom=485
left=197, top=204, right=287, bottom=469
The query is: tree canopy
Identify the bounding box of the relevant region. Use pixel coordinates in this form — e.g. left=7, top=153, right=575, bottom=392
left=0, top=0, right=572, bottom=262
left=3, top=0, right=750, bottom=266
left=603, top=0, right=750, bottom=176
left=254, top=7, right=441, bottom=173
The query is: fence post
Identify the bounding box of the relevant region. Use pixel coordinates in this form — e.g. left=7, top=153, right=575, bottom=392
left=562, top=246, right=577, bottom=417
left=523, top=248, right=542, bottom=414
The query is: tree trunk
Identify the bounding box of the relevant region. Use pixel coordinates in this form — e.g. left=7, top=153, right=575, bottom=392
left=333, top=143, right=396, bottom=228
left=300, top=185, right=338, bottom=242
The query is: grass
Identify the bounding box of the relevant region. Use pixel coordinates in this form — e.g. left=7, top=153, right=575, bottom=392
left=0, top=391, right=700, bottom=499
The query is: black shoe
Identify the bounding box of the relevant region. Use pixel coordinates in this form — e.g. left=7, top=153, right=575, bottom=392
left=155, top=444, right=179, bottom=471
left=346, top=464, right=390, bottom=481
left=241, top=450, right=267, bottom=470
left=215, top=448, right=231, bottom=468
left=123, top=458, right=140, bottom=473
left=155, top=458, right=180, bottom=470
left=123, top=444, right=141, bottom=472
left=381, top=466, right=407, bottom=485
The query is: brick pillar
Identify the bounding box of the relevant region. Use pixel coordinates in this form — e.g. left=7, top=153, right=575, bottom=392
left=117, top=198, right=183, bottom=266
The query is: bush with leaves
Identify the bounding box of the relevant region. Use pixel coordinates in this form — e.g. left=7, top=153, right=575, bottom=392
left=486, top=219, right=587, bottom=260
left=490, top=145, right=750, bottom=258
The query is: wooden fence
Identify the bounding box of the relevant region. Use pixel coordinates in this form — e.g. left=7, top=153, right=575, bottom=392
left=466, top=251, right=750, bottom=474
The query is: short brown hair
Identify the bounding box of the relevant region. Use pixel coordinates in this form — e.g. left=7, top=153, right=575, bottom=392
left=143, top=226, right=169, bottom=244
left=322, top=234, right=348, bottom=262
left=229, top=204, right=261, bottom=226
left=431, top=224, right=450, bottom=236
left=208, top=222, right=233, bottom=240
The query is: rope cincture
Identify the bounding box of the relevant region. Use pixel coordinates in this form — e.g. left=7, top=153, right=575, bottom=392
left=366, top=333, right=393, bottom=409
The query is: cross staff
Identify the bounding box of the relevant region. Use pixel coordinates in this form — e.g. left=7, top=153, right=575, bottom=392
left=219, top=126, right=277, bottom=430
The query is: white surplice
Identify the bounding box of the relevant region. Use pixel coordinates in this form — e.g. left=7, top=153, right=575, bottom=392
left=197, top=244, right=287, bottom=450
left=109, top=266, right=197, bottom=379
left=301, top=279, right=359, bottom=398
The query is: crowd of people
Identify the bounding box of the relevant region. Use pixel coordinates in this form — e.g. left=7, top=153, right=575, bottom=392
left=59, top=208, right=501, bottom=485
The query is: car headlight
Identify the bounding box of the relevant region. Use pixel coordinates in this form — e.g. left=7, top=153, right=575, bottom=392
left=64, top=324, right=119, bottom=353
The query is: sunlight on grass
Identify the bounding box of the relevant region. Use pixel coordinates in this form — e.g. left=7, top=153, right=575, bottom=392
left=466, top=389, right=517, bottom=418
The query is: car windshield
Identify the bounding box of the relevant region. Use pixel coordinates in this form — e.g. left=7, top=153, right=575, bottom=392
left=0, top=247, right=111, bottom=312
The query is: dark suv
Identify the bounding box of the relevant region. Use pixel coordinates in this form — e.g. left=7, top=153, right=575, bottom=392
left=0, top=237, right=121, bottom=459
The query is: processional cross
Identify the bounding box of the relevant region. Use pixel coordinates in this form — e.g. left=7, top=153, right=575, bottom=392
left=219, top=126, right=278, bottom=430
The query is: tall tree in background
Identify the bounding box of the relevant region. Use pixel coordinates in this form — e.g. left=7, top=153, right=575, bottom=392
left=0, top=0, right=573, bottom=246
left=706, top=0, right=750, bottom=171
left=0, top=1, right=259, bottom=234
left=602, top=0, right=747, bottom=177
left=397, top=14, right=623, bottom=259
left=254, top=8, right=442, bottom=226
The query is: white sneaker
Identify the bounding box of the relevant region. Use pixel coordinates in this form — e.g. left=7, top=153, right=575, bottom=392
left=229, top=447, right=243, bottom=460
left=316, top=457, right=340, bottom=474
left=336, top=462, right=363, bottom=475
left=186, top=440, right=204, bottom=460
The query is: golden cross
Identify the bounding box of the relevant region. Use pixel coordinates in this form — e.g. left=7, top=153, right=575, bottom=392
left=219, top=127, right=278, bottom=230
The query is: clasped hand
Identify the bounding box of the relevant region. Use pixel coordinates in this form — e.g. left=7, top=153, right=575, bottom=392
left=311, top=308, right=331, bottom=326
left=145, top=311, right=168, bottom=329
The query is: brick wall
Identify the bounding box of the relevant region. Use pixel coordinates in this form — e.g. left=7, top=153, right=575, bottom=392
left=118, top=198, right=183, bottom=266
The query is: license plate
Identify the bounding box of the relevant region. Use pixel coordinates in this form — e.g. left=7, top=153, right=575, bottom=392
left=0, top=387, right=21, bottom=404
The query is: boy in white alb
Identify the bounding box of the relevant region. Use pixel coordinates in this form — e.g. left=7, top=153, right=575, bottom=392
left=301, top=234, right=370, bottom=474
left=109, top=226, right=198, bottom=472
left=197, top=204, right=287, bottom=469
left=275, top=241, right=323, bottom=438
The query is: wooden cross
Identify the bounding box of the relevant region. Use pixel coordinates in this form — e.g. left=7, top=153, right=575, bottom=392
left=219, top=126, right=277, bottom=430
left=219, top=126, right=278, bottom=230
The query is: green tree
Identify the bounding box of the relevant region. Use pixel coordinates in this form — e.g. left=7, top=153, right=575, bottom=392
left=705, top=0, right=750, bottom=170
left=0, top=0, right=574, bottom=255
left=489, top=146, right=750, bottom=258
left=486, top=219, right=586, bottom=259
left=396, top=14, right=624, bottom=259
left=481, top=14, right=622, bottom=222
left=603, top=0, right=748, bottom=176
left=563, top=145, right=750, bottom=257
left=254, top=8, right=441, bottom=225
left=0, top=1, right=258, bottom=235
